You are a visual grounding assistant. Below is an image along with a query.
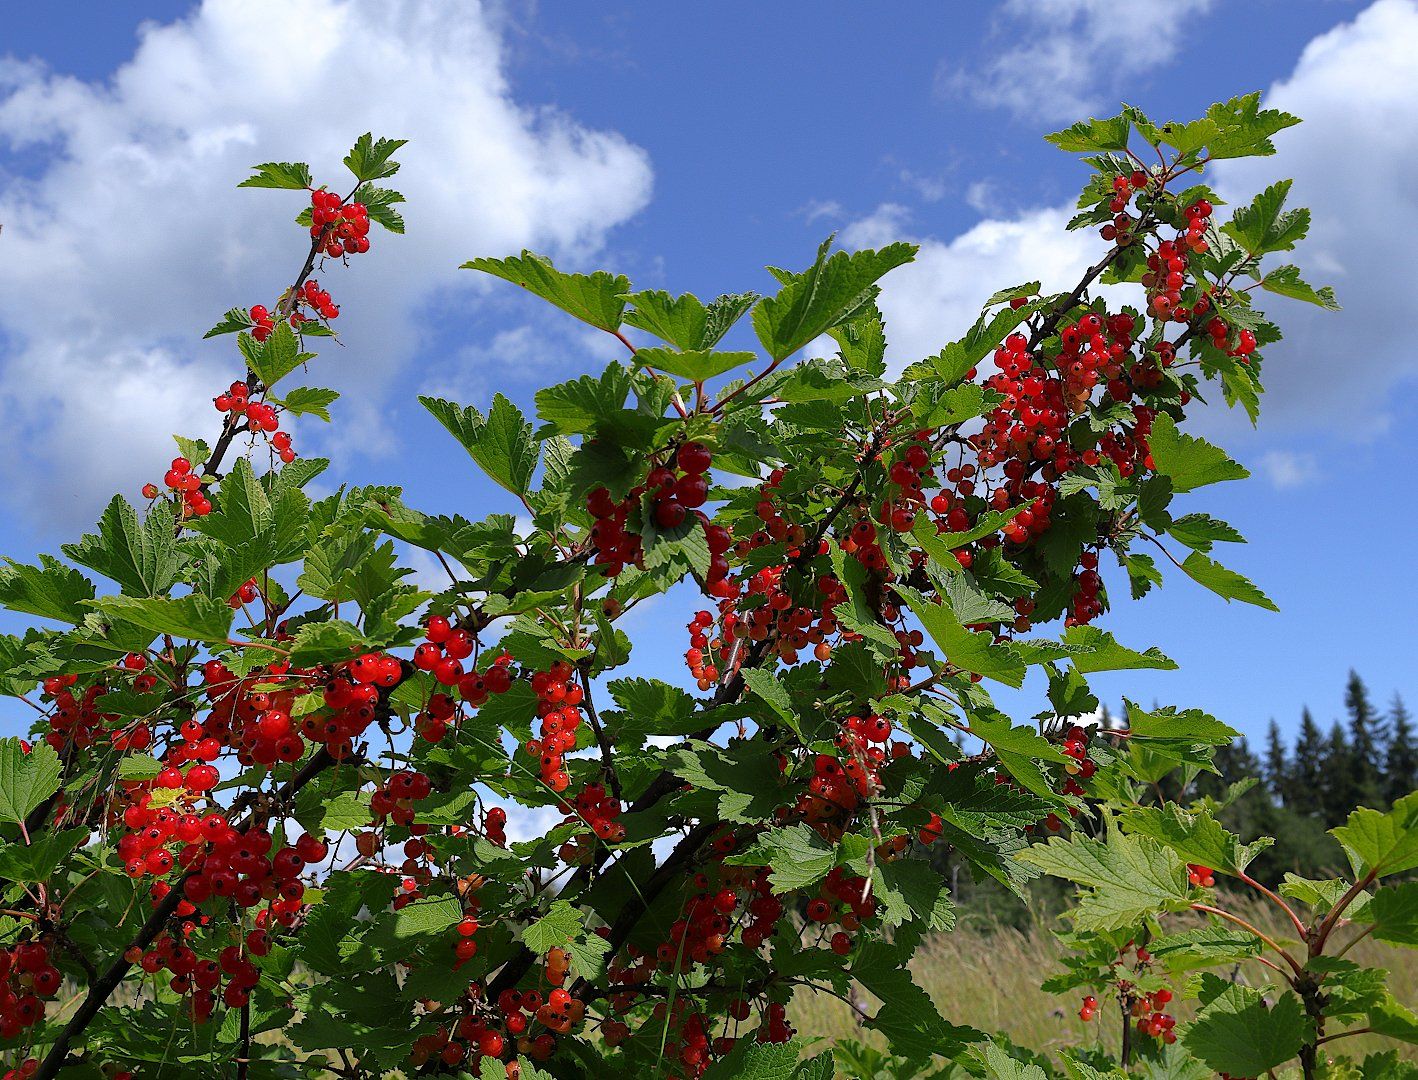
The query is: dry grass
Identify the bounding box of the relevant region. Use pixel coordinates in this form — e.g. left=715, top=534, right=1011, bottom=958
left=793, top=897, right=1418, bottom=1071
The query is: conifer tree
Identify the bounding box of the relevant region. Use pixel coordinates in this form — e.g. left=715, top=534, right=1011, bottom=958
left=1386, top=693, right=1417, bottom=805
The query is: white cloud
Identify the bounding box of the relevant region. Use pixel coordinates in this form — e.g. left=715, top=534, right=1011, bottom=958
left=0, top=0, right=652, bottom=530
left=865, top=1, right=1418, bottom=448
left=1206, top=0, right=1418, bottom=437
left=946, top=0, right=1216, bottom=121
left=1258, top=450, right=1321, bottom=490
left=847, top=205, right=1099, bottom=373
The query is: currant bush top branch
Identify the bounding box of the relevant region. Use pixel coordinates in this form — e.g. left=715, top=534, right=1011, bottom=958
left=0, top=98, right=1408, bottom=1080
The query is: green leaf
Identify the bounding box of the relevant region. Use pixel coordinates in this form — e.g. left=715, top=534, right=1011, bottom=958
left=116, top=754, right=164, bottom=781
left=634, top=347, right=756, bottom=382
left=62, top=496, right=181, bottom=596
left=521, top=899, right=587, bottom=954
left=277, top=386, right=341, bottom=422
left=358, top=185, right=406, bottom=234
left=238, top=160, right=313, bottom=189
left=1122, top=803, right=1272, bottom=876
left=464, top=251, right=630, bottom=332
left=241, top=321, right=311, bottom=390
left=1063, top=626, right=1177, bottom=675
left=872, top=858, right=955, bottom=931
left=622, top=290, right=757, bottom=351
left=1259, top=264, right=1340, bottom=310
left=203, top=306, right=256, bottom=338
left=1205, top=92, right=1302, bottom=160
left=752, top=240, right=917, bottom=361
left=1183, top=980, right=1308, bottom=1076
left=1330, top=792, right=1418, bottom=878
left=968, top=715, right=1069, bottom=801
left=725, top=823, right=836, bottom=893
left=852, top=937, right=984, bottom=1061
left=669, top=739, right=783, bottom=823
left=700, top=1040, right=807, bottom=1080
left=90, top=593, right=233, bottom=644
left=1124, top=701, right=1239, bottom=746
left=343, top=133, right=407, bottom=182
left=1147, top=925, right=1262, bottom=971
left=1167, top=513, right=1245, bottom=553
left=0, top=826, right=87, bottom=882
left=740, top=667, right=800, bottom=734
left=897, top=586, right=1025, bottom=686
left=1368, top=882, right=1418, bottom=948
left=1044, top=113, right=1131, bottom=152
left=1018, top=827, right=1190, bottom=931
left=419, top=394, right=538, bottom=496
left=0, top=556, right=95, bottom=623
left=0, top=738, right=62, bottom=825
left=1180, top=551, right=1278, bottom=611
left=1147, top=413, right=1247, bottom=493
left=1223, top=179, right=1309, bottom=255
left=603, top=677, right=700, bottom=747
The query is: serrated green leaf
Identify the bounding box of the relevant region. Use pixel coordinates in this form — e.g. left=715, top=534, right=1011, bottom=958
left=1183, top=980, right=1308, bottom=1076
left=1122, top=803, right=1272, bottom=875
left=1368, top=882, right=1418, bottom=948
left=238, top=160, right=313, bottom=190
left=343, top=133, right=407, bottom=182
left=62, top=496, right=181, bottom=597
left=1147, top=413, right=1247, bottom=493
left=90, top=593, right=233, bottom=644
left=1330, top=792, right=1418, bottom=878
left=0, top=738, right=62, bottom=825
left=1223, top=179, right=1309, bottom=255
left=419, top=393, right=538, bottom=496
left=897, top=586, right=1025, bottom=686
left=278, top=386, right=341, bottom=422
left=725, top=823, right=836, bottom=893
left=753, top=240, right=916, bottom=361
left=1044, top=114, right=1131, bottom=152
left=465, top=251, right=629, bottom=332
left=1180, top=551, right=1278, bottom=611
left=1019, top=828, right=1189, bottom=931
left=634, top=347, right=756, bottom=382
left=204, top=306, right=256, bottom=338
left=1259, top=264, right=1340, bottom=310
left=0, top=556, right=95, bottom=624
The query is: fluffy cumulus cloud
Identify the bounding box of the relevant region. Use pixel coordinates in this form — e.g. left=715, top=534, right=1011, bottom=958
left=946, top=0, right=1216, bottom=121
left=0, top=0, right=652, bottom=530
left=866, top=0, right=1418, bottom=479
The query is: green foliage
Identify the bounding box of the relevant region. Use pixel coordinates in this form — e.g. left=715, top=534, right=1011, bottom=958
left=0, top=102, right=1399, bottom=1080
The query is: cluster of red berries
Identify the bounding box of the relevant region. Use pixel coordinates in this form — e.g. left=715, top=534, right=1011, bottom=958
left=525, top=662, right=584, bottom=794
left=309, top=188, right=371, bottom=258
left=648, top=441, right=713, bottom=529
left=1205, top=316, right=1257, bottom=361
left=705, top=555, right=845, bottom=678
left=585, top=442, right=728, bottom=583
left=211, top=381, right=298, bottom=463
left=40, top=673, right=116, bottom=751
left=1, top=940, right=60, bottom=1039
left=291, top=278, right=339, bottom=325
left=805, top=865, right=877, bottom=956
left=141, top=455, right=211, bottom=517
left=1188, top=863, right=1216, bottom=887
left=1078, top=993, right=1100, bottom=1022
left=369, top=769, right=434, bottom=829
left=125, top=930, right=265, bottom=1021
left=562, top=781, right=624, bottom=844
left=1132, top=987, right=1177, bottom=1043
left=875, top=434, right=935, bottom=535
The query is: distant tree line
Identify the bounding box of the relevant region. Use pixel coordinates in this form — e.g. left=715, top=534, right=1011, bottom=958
left=1186, top=670, right=1415, bottom=879
left=941, top=671, right=1414, bottom=922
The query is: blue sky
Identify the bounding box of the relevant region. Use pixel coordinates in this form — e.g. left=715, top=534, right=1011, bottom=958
left=0, top=0, right=1413, bottom=749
